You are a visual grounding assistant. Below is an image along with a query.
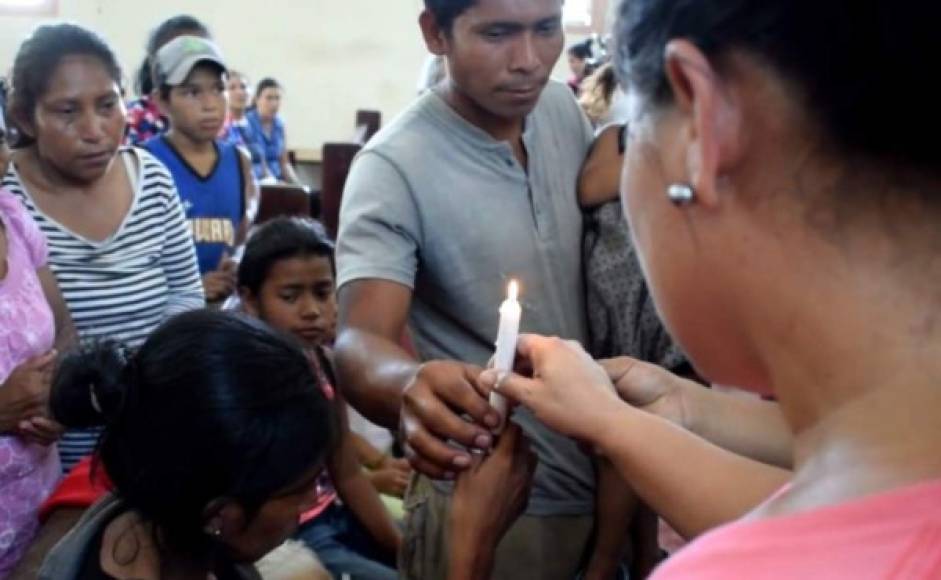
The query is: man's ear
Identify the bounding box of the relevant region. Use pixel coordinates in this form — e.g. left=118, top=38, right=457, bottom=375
left=240, top=287, right=261, bottom=317
left=419, top=9, right=450, bottom=56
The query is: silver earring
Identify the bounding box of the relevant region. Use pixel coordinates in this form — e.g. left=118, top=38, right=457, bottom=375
left=667, top=183, right=696, bottom=206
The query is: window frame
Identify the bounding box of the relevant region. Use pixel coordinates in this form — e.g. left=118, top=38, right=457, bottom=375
left=564, top=0, right=610, bottom=35
left=0, top=0, right=58, bottom=17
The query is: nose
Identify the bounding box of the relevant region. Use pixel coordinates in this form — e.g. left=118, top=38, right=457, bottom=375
left=75, top=110, right=105, bottom=143
left=509, top=33, right=541, bottom=75
left=298, top=294, right=321, bottom=320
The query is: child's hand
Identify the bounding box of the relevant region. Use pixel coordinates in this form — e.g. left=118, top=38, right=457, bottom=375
left=0, top=351, right=57, bottom=433
left=202, top=269, right=237, bottom=302
left=366, top=458, right=412, bottom=498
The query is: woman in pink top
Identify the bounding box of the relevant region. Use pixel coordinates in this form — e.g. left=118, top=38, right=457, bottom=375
left=477, top=1, right=941, bottom=579
left=0, top=109, right=75, bottom=576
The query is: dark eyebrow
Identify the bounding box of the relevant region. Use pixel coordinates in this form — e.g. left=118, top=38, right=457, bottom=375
left=473, top=21, right=525, bottom=33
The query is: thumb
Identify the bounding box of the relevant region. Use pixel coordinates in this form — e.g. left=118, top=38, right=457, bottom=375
left=480, top=369, right=540, bottom=408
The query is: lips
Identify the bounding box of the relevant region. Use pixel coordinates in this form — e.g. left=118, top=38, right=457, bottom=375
left=295, top=327, right=325, bottom=341
left=79, top=150, right=113, bottom=165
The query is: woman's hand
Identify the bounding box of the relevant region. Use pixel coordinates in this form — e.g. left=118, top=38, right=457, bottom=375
left=479, top=335, right=622, bottom=443
left=0, top=351, right=56, bottom=433
left=448, top=421, right=536, bottom=580
left=600, top=356, right=689, bottom=427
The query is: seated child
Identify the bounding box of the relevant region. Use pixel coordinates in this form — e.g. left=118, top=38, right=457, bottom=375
left=40, top=311, right=335, bottom=579
left=238, top=217, right=401, bottom=579
left=144, top=35, right=256, bottom=304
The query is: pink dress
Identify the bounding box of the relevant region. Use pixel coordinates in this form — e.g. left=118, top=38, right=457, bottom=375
left=652, top=478, right=941, bottom=579
left=0, top=189, right=61, bottom=577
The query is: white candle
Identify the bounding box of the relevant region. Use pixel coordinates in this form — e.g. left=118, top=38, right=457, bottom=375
left=490, top=280, right=521, bottom=432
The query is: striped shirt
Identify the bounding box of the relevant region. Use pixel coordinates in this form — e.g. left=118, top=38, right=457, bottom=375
left=3, top=147, right=204, bottom=472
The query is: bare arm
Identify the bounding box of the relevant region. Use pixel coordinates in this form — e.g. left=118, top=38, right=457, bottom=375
left=334, top=279, right=417, bottom=427
left=335, top=279, right=498, bottom=479
left=9, top=508, right=85, bottom=579
left=37, top=266, right=76, bottom=353
left=602, top=357, right=793, bottom=468
left=236, top=147, right=259, bottom=247
left=279, top=137, right=301, bottom=185
left=583, top=459, right=638, bottom=580
left=328, top=394, right=402, bottom=555
left=487, top=337, right=791, bottom=540
left=593, top=402, right=790, bottom=539
left=578, top=124, right=624, bottom=208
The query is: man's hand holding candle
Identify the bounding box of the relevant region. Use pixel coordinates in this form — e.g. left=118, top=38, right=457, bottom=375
left=401, top=360, right=501, bottom=479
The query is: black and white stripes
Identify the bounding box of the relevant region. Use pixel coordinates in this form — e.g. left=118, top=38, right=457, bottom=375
left=3, top=147, right=204, bottom=472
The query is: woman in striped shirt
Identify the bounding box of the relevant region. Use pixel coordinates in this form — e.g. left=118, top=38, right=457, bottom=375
left=3, top=23, right=204, bottom=473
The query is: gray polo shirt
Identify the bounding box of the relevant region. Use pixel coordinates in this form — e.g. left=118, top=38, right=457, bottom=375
left=337, top=81, right=595, bottom=516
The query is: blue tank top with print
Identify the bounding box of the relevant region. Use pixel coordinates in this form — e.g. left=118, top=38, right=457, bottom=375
left=144, top=136, right=244, bottom=274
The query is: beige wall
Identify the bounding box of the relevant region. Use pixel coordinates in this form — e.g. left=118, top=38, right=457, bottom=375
left=1, top=0, right=614, bottom=151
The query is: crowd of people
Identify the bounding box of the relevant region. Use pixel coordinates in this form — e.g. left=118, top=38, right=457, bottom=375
left=0, top=0, right=940, bottom=579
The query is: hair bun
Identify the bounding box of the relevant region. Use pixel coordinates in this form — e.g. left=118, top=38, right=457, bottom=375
left=51, top=341, right=132, bottom=428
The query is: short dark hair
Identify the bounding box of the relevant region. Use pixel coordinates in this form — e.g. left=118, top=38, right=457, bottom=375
left=136, top=14, right=210, bottom=96
left=252, top=77, right=282, bottom=107
left=568, top=38, right=593, bottom=60
left=615, top=0, right=941, bottom=176
left=8, top=23, right=122, bottom=148
left=52, top=310, right=336, bottom=562
left=238, top=217, right=335, bottom=296
left=424, top=0, right=477, bottom=32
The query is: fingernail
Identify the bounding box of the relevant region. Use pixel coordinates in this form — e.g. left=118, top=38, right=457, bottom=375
left=480, top=369, right=497, bottom=387
left=484, top=413, right=500, bottom=428
left=474, top=434, right=492, bottom=449
left=452, top=455, right=471, bottom=467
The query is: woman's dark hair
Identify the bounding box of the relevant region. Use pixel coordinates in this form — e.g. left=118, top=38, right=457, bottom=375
left=424, top=0, right=477, bottom=32
left=568, top=38, right=594, bottom=60
left=238, top=217, right=335, bottom=296
left=252, top=77, right=282, bottom=108
left=615, top=0, right=941, bottom=175
left=7, top=23, right=122, bottom=148
left=135, top=15, right=210, bottom=97
left=52, top=310, right=335, bottom=561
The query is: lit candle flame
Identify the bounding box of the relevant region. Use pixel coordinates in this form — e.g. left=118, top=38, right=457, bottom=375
left=507, top=279, right=519, bottom=301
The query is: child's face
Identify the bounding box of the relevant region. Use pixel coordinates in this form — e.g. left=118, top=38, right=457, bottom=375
left=162, top=65, right=227, bottom=142
left=247, top=255, right=337, bottom=348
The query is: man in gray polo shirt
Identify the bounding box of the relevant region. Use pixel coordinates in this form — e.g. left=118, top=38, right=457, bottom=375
left=334, top=0, right=595, bottom=578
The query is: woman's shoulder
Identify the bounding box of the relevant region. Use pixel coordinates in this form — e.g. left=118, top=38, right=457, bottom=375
left=38, top=495, right=125, bottom=580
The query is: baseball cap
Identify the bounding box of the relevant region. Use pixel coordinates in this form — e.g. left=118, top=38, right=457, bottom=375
left=153, top=35, right=227, bottom=87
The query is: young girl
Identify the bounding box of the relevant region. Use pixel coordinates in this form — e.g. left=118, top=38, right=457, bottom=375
left=238, top=217, right=401, bottom=579
left=244, top=79, right=301, bottom=184
left=125, top=14, right=212, bottom=146
left=221, top=70, right=253, bottom=148
left=0, top=89, right=75, bottom=578
left=3, top=23, right=204, bottom=472
left=39, top=310, right=336, bottom=579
